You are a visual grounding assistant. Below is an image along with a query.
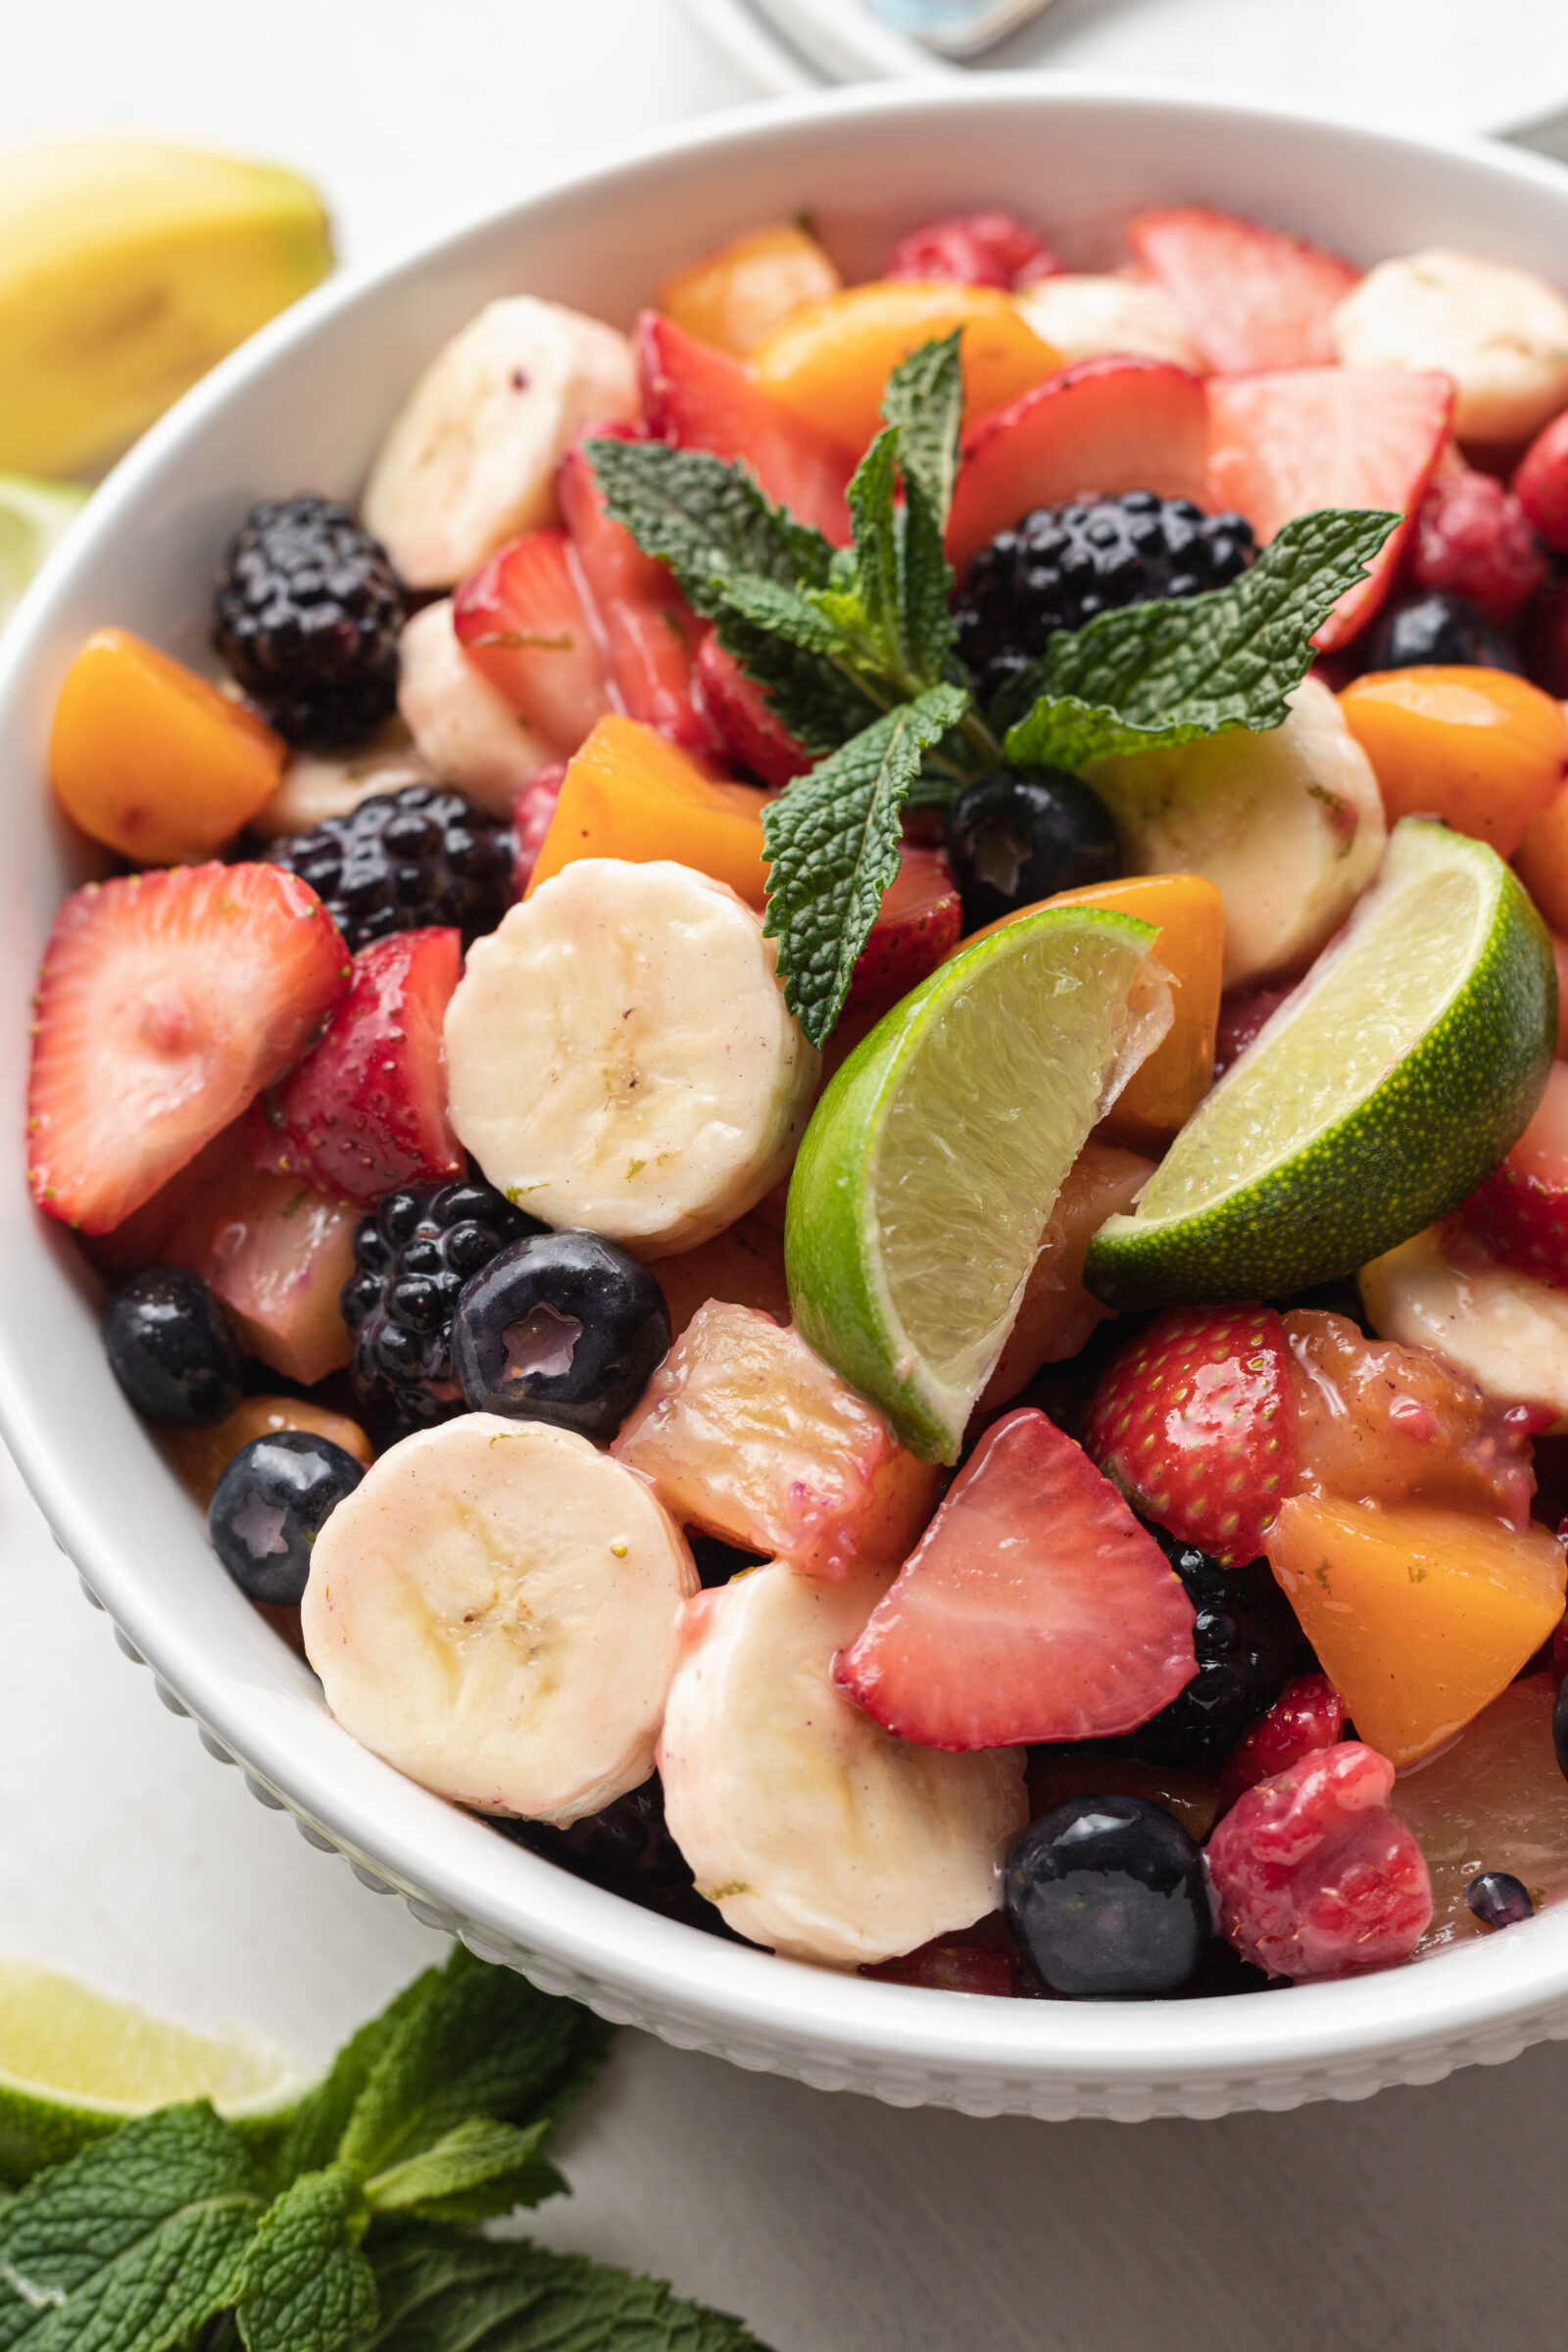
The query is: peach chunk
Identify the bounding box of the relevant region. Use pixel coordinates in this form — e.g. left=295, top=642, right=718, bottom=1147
left=979, top=1141, right=1155, bottom=1409
left=612, top=1299, right=940, bottom=1577
left=1393, top=1671, right=1568, bottom=1950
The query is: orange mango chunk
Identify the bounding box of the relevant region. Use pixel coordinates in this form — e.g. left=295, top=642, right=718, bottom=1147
left=752, top=281, right=1062, bottom=453
left=660, top=222, right=842, bottom=358
left=1266, top=1490, right=1566, bottom=1769
left=1515, top=776, right=1568, bottom=934
left=1339, top=664, right=1568, bottom=857
left=50, top=626, right=285, bottom=863
left=162, top=1394, right=371, bottom=1512
left=526, top=712, right=770, bottom=908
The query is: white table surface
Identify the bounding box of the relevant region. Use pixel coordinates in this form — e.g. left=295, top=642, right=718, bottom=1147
left=6, top=10, right=1568, bottom=2346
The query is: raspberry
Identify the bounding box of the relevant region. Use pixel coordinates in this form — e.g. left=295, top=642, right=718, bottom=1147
left=885, top=209, right=1057, bottom=290
left=214, top=494, right=405, bottom=748
left=1205, top=1740, right=1433, bottom=1981
left=1513, top=409, right=1568, bottom=555
left=1217, top=1672, right=1345, bottom=1811
left=1407, top=469, right=1545, bottom=625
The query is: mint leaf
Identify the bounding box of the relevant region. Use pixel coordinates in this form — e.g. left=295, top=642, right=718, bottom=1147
left=234, top=2168, right=374, bottom=2352
left=266, top=1978, right=429, bottom=2195
left=364, top=2119, right=563, bottom=2227
left=584, top=438, right=833, bottom=610
left=0, top=2105, right=262, bottom=2352
left=712, top=572, right=842, bottom=656
left=880, top=330, right=963, bottom=527
left=844, top=428, right=901, bottom=664
left=366, top=2224, right=768, bottom=2352
left=702, top=592, right=884, bottom=754
left=896, top=474, right=957, bottom=689
left=762, top=685, right=966, bottom=1047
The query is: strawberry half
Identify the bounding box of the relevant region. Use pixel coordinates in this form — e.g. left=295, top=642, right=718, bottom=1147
left=27, top=863, right=349, bottom=1234
left=947, top=356, right=1209, bottom=576
left=1127, top=206, right=1359, bottom=375
left=452, top=528, right=612, bottom=758
left=833, top=1408, right=1197, bottom=1750
left=249, top=927, right=465, bottom=1203
left=1084, top=1304, right=1298, bottom=1566
left=1463, top=1059, right=1568, bottom=1286
left=885, top=209, right=1058, bottom=291
left=695, top=632, right=812, bottom=789
left=636, top=310, right=856, bottom=545
left=844, top=844, right=962, bottom=1018
left=1205, top=368, right=1453, bottom=651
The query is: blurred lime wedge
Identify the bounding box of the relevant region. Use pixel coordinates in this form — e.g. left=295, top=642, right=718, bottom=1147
left=0, top=474, right=88, bottom=630
left=0, top=1952, right=310, bottom=2184
left=786, top=903, right=1160, bottom=1462
left=1086, top=817, right=1555, bottom=1312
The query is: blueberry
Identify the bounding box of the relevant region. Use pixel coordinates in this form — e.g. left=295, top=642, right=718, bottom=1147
left=1464, top=1871, right=1536, bottom=1932
left=451, top=1229, right=671, bottom=1442
left=944, top=766, right=1120, bottom=934
left=209, top=1432, right=366, bottom=1606
left=102, top=1268, right=243, bottom=1427
left=1004, top=1795, right=1211, bottom=1997
left=1359, top=590, right=1522, bottom=674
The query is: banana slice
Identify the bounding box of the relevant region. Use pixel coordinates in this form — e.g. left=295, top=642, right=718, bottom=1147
left=1332, top=251, right=1568, bottom=445
left=397, top=598, right=553, bottom=818
left=252, top=721, right=437, bottom=839
left=1014, top=274, right=1204, bottom=372
left=444, top=858, right=819, bottom=1253
left=1360, top=1222, right=1568, bottom=1432
left=302, top=1413, right=697, bottom=1822
left=363, top=296, right=638, bottom=588
left=660, top=1562, right=1027, bottom=1967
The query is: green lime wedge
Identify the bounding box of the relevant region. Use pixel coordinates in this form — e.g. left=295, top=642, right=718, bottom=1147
left=786, top=904, right=1160, bottom=1462
left=0, top=474, right=90, bottom=632
left=0, top=1953, right=311, bottom=2184
left=1087, top=816, right=1555, bottom=1312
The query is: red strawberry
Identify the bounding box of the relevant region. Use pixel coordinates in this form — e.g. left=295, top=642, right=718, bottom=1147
left=1514, top=408, right=1568, bottom=554
left=1407, top=467, right=1545, bottom=624
left=27, top=863, right=349, bottom=1235
left=695, top=632, right=812, bottom=788
left=249, top=928, right=464, bottom=1203
left=1462, top=1059, right=1568, bottom=1286
left=947, top=357, right=1208, bottom=576
left=512, top=762, right=566, bottom=895
left=636, top=311, right=855, bottom=545
left=164, top=1149, right=357, bottom=1386
left=844, top=845, right=962, bottom=1018
left=1083, top=1304, right=1297, bottom=1565
left=832, top=1407, right=1197, bottom=1750
left=1205, top=368, right=1453, bottom=651
left=1127, top=206, right=1359, bottom=375
left=557, top=423, right=723, bottom=760
left=861, top=1920, right=1019, bottom=1995
left=1217, top=1672, right=1346, bottom=1813
left=451, top=528, right=612, bottom=757
left=886, top=209, right=1057, bottom=291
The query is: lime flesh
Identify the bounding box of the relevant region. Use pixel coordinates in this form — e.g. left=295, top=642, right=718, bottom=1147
left=0, top=474, right=88, bottom=631
left=1087, top=817, right=1556, bottom=1311
left=786, top=904, right=1159, bottom=1461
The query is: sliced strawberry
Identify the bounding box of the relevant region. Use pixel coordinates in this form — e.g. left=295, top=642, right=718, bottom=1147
left=1217, top=1673, right=1346, bottom=1813
left=695, top=632, right=812, bottom=788
left=1205, top=368, right=1453, bottom=651
left=947, top=357, right=1208, bottom=575
left=1462, top=1059, right=1568, bottom=1286
left=558, top=422, right=723, bottom=759
left=27, top=863, right=349, bottom=1235
left=164, top=1151, right=357, bottom=1385
left=1127, top=206, right=1359, bottom=375
left=636, top=311, right=855, bottom=545
left=451, top=528, right=612, bottom=757
left=886, top=210, right=1058, bottom=291
left=512, top=762, right=566, bottom=895
left=844, top=844, right=962, bottom=1018
left=833, top=1407, right=1197, bottom=1750
left=1514, top=409, right=1568, bottom=555
left=249, top=928, right=464, bottom=1204
left=1083, top=1304, right=1297, bottom=1565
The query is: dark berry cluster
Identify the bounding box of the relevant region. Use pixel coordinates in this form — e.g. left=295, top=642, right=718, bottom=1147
left=1120, top=1534, right=1298, bottom=1769
left=270, top=784, right=513, bottom=954
left=955, top=491, right=1257, bottom=708
left=214, top=494, right=406, bottom=748
left=342, top=1178, right=538, bottom=1430
left=502, top=1778, right=735, bottom=1937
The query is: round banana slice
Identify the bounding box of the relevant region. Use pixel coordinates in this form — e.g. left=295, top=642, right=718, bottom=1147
left=363, top=295, right=638, bottom=588
left=302, top=1414, right=697, bottom=1823
left=1332, top=251, right=1568, bottom=445
left=397, top=598, right=553, bottom=818
left=444, top=858, right=819, bottom=1253
left=1361, top=1222, right=1568, bottom=1432
left=659, top=1563, right=1027, bottom=1967
left=1014, top=273, right=1204, bottom=372
left=252, top=721, right=437, bottom=840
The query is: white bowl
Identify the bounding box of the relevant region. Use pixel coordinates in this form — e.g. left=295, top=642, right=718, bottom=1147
left=7, top=77, right=1568, bottom=2124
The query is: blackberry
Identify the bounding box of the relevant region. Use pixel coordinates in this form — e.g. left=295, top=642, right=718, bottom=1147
left=342, top=1177, right=540, bottom=1430
left=1119, top=1534, right=1297, bottom=1769
left=955, top=492, right=1257, bottom=709
left=214, top=494, right=405, bottom=748
left=271, top=785, right=513, bottom=953
left=500, top=1777, right=738, bottom=1938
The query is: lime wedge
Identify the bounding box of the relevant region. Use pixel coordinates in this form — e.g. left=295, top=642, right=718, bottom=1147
left=1087, top=817, right=1555, bottom=1312
left=0, top=474, right=89, bottom=631
left=0, top=1953, right=310, bottom=2184
left=786, top=904, right=1160, bottom=1462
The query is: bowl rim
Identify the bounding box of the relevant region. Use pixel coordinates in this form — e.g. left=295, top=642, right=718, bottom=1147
left=9, top=71, right=1568, bottom=2102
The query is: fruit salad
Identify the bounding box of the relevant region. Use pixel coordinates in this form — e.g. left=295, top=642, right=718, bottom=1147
left=34, top=193, right=1568, bottom=2002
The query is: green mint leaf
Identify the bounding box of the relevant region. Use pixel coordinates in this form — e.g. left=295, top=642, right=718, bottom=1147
left=0, top=2105, right=262, bottom=2352
left=704, top=596, right=883, bottom=756
left=234, top=2167, right=374, bottom=2352
left=762, top=684, right=967, bottom=1048
left=266, top=1978, right=429, bottom=2195
left=713, top=572, right=842, bottom=655
left=880, top=330, right=963, bottom=527
left=845, top=427, right=901, bottom=667
left=1002, top=692, right=1214, bottom=773
left=365, top=2223, right=769, bottom=2352
left=584, top=438, right=834, bottom=613
left=363, top=2119, right=563, bottom=2227
left=896, top=473, right=956, bottom=689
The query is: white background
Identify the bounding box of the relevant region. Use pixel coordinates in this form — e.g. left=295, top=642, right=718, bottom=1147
left=4, top=6, right=1568, bottom=2346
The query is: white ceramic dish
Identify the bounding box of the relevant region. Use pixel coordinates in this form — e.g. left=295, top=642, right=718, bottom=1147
left=9, top=78, right=1568, bottom=2123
